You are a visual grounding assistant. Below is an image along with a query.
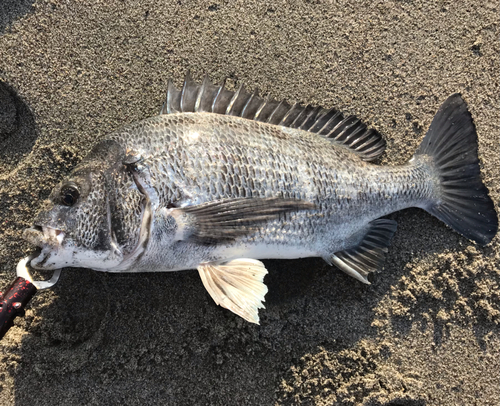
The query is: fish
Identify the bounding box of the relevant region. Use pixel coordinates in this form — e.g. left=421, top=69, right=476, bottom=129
left=22, top=73, right=498, bottom=324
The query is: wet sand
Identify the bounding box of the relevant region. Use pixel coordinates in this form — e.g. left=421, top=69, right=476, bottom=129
left=0, top=1, right=498, bottom=405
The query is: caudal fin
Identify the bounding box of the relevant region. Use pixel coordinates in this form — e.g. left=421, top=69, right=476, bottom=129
left=414, top=94, right=498, bottom=245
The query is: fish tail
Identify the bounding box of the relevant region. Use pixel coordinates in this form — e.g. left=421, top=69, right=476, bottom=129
left=413, top=94, right=497, bottom=245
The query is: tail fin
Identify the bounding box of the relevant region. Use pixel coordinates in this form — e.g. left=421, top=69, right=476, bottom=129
left=414, top=94, right=498, bottom=245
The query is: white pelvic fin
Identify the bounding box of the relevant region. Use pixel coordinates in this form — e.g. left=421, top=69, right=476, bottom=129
left=197, top=259, right=268, bottom=324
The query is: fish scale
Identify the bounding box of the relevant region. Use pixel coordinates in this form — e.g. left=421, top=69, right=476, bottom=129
left=22, top=75, right=497, bottom=324
left=106, top=113, right=432, bottom=253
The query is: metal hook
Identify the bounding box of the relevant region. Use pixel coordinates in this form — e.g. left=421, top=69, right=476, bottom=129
left=16, top=254, right=62, bottom=290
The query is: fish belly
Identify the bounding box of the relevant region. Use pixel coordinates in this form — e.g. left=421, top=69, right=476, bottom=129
left=212, top=242, right=318, bottom=262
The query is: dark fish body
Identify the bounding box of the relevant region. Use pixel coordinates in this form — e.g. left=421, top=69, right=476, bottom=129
left=104, top=113, right=433, bottom=270
left=23, top=75, right=498, bottom=323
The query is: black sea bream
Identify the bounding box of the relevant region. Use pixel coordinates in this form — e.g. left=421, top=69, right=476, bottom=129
left=23, top=74, right=498, bottom=323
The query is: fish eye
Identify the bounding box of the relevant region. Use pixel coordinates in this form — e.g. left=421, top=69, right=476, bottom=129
left=60, top=184, right=80, bottom=207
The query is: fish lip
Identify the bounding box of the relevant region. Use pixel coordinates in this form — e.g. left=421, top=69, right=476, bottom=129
left=23, top=225, right=65, bottom=248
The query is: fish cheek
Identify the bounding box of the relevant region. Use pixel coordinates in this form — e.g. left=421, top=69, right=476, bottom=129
left=105, top=167, right=146, bottom=255
left=71, top=194, right=108, bottom=250
left=60, top=139, right=127, bottom=250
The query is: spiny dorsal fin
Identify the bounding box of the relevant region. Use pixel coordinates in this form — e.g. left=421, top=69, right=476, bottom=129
left=325, top=219, right=397, bottom=284
left=160, top=73, right=386, bottom=161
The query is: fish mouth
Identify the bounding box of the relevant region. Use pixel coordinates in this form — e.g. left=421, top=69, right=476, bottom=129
left=23, top=225, right=65, bottom=249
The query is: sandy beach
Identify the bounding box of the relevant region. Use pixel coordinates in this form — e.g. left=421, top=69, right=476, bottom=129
left=0, top=0, right=498, bottom=405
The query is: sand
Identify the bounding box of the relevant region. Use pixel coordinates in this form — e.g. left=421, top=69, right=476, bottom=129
left=0, top=0, right=498, bottom=405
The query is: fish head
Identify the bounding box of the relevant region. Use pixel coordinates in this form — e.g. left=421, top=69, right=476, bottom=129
left=23, top=139, right=142, bottom=271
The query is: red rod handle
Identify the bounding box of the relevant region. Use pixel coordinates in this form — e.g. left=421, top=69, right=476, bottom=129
left=0, top=277, right=38, bottom=340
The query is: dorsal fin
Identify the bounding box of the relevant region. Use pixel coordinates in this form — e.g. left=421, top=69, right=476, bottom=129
left=160, top=73, right=386, bottom=161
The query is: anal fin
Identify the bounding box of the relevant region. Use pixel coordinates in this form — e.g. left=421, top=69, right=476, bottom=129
left=325, top=219, right=397, bottom=284
left=197, top=259, right=268, bottom=324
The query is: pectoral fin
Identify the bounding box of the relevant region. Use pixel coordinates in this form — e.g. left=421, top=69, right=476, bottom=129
left=197, top=259, right=268, bottom=324
left=174, top=197, right=314, bottom=244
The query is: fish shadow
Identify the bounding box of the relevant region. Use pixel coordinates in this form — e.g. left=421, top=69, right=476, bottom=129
left=10, top=208, right=496, bottom=405
left=383, top=209, right=500, bottom=350
left=0, top=80, right=38, bottom=171
left=0, top=0, right=34, bottom=33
